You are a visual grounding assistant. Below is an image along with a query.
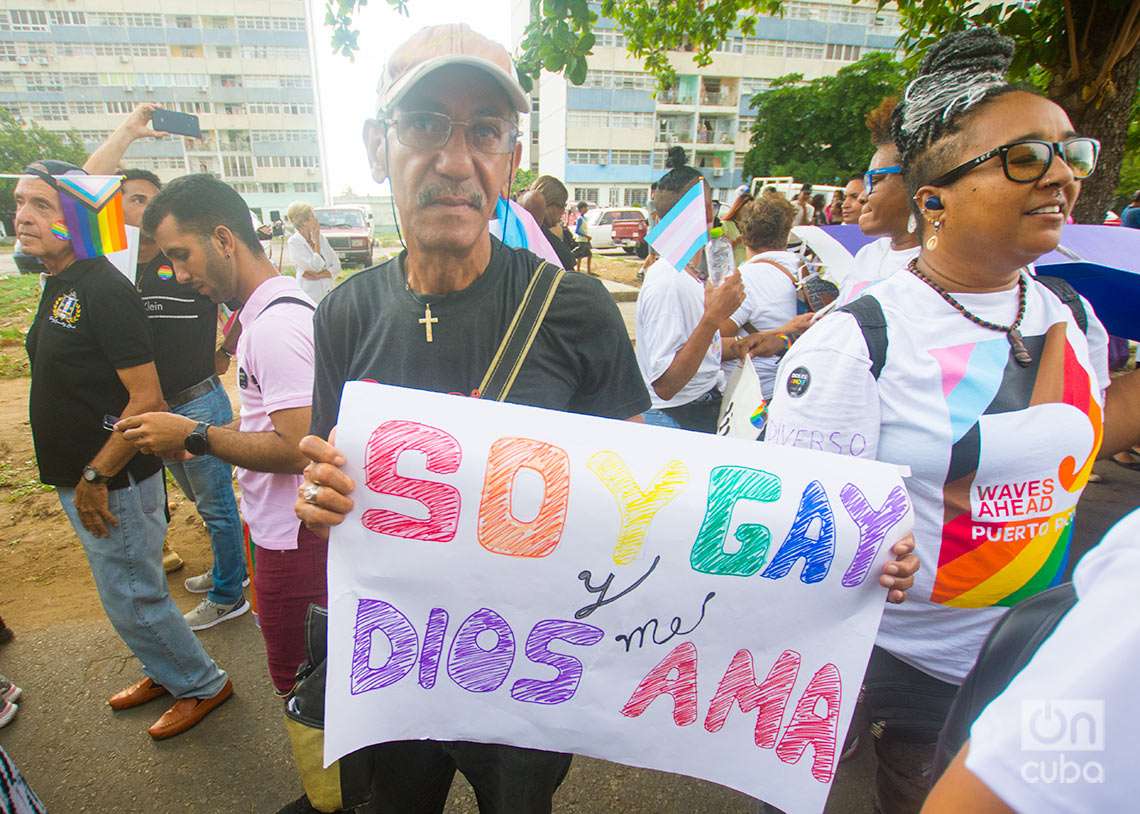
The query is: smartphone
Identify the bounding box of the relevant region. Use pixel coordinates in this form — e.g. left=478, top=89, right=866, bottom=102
left=151, top=108, right=202, bottom=139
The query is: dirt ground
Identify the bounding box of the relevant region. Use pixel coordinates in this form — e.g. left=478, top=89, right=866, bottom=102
left=0, top=255, right=643, bottom=632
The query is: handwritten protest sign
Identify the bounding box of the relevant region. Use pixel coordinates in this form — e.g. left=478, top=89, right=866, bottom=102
left=324, top=382, right=912, bottom=813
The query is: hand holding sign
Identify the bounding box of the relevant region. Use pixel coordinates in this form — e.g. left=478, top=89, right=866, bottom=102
left=312, top=383, right=917, bottom=813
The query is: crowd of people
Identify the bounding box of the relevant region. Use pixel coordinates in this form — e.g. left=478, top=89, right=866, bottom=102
left=3, top=20, right=1139, bottom=814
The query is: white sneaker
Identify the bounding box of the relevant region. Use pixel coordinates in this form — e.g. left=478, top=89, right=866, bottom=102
left=0, top=699, right=17, bottom=728
left=184, top=572, right=251, bottom=594
left=184, top=597, right=250, bottom=631
left=0, top=674, right=20, bottom=703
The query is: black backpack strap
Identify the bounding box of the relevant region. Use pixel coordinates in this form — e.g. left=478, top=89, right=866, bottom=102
left=838, top=295, right=888, bottom=380
left=1035, top=275, right=1088, bottom=334
left=257, top=295, right=317, bottom=318
left=478, top=261, right=565, bottom=402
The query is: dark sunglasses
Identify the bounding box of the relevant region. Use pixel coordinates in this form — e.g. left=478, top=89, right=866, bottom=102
left=928, top=137, right=1100, bottom=188
left=863, top=165, right=902, bottom=196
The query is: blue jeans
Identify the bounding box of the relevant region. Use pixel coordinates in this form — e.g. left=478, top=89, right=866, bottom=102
left=58, top=471, right=228, bottom=699
left=166, top=378, right=246, bottom=605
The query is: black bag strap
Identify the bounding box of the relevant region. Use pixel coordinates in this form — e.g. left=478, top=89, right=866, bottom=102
left=257, top=295, right=317, bottom=319
left=839, top=294, right=889, bottom=380
left=1035, top=275, right=1088, bottom=335
left=477, top=261, right=565, bottom=402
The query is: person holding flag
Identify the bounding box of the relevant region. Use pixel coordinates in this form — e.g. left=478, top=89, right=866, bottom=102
left=635, top=147, right=747, bottom=432
left=16, top=161, right=232, bottom=740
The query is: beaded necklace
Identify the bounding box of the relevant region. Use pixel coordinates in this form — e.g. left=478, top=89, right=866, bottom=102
left=908, top=258, right=1032, bottom=367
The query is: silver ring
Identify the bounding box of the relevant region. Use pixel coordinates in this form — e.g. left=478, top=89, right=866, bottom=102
left=301, top=482, right=321, bottom=505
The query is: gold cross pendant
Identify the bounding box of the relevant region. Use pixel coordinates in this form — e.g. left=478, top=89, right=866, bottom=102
left=418, top=303, right=439, bottom=342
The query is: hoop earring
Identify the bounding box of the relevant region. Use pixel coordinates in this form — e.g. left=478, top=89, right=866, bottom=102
left=906, top=213, right=917, bottom=234
left=925, top=219, right=942, bottom=251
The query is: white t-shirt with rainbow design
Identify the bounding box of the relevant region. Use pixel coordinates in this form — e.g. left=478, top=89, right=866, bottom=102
left=765, top=268, right=1109, bottom=684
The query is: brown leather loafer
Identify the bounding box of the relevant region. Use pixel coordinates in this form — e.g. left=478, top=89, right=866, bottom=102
left=108, top=677, right=169, bottom=711
left=147, top=678, right=233, bottom=740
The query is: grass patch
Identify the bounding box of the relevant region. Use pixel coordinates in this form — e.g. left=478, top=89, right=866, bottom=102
left=0, top=273, right=39, bottom=379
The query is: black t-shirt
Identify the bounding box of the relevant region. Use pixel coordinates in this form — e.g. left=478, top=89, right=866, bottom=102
left=311, top=237, right=650, bottom=439
left=25, top=258, right=163, bottom=489
left=542, top=224, right=578, bottom=270
left=136, top=252, right=217, bottom=398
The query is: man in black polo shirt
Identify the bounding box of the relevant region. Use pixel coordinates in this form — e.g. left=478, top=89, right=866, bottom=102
left=289, top=25, right=650, bottom=814
left=17, top=161, right=232, bottom=739
left=86, top=114, right=249, bottom=631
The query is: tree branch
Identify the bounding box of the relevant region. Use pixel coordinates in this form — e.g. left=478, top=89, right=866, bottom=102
left=1080, top=0, right=1098, bottom=54
left=1062, top=0, right=1079, bottom=81
left=1092, top=2, right=1140, bottom=95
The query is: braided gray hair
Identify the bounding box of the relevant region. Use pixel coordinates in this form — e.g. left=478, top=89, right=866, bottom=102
left=891, top=28, right=1017, bottom=179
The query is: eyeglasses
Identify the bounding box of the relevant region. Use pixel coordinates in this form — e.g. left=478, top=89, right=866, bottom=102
left=863, top=165, right=902, bottom=195
left=386, top=111, right=520, bottom=155
left=928, top=137, right=1100, bottom=188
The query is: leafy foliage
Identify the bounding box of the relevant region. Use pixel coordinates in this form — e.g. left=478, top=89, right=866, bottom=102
left=742, top=52, right=906, bottom=185
left=511, top=167, right=538, bottom=196
left=0, top=109, right=87, bottom=212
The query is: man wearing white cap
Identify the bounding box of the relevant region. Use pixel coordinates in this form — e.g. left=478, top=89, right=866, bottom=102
left=293, top=23, right=650, bottom=814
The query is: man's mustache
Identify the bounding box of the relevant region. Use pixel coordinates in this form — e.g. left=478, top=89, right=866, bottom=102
left=418, top=184, right=484, bottom=209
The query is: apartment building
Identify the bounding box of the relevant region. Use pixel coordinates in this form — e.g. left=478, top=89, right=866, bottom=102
left=527, top=0, right=901, bottom=209
left=0, top=0, right=324, bottom=217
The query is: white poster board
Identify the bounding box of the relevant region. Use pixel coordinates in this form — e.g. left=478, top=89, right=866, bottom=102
left=717, top=357, right=766, bottom=440
left=325, top=382, right=913, bottom=813
left=105, top=224, right=140, bottom=285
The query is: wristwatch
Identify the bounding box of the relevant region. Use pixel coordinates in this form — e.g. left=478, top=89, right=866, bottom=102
left=81, top=464, right=109, bottom=485
left=184, top=422, right=211, bottom=456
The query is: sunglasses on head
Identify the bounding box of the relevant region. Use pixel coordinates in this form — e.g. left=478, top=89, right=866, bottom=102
left=863, top=165, right=902, bottom=196
left=928, top=137, right=1100, bottom=188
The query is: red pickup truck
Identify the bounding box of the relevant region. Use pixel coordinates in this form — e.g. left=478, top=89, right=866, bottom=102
left=611, top=215, right=648, bottom=255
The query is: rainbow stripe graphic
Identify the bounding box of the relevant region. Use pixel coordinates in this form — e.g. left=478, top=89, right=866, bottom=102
left=50, top=222, right=69, bottom=240
left=55, top=175, right=127, bottom=260
left=749, top=399, right=767, bottom=430
left=157, top=264, right=174, bottom=280
left=928, top=326, right=1101, bottom=609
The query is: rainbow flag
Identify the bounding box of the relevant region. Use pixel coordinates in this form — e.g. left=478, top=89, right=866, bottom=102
left=55, top=175, right=127, bottom=260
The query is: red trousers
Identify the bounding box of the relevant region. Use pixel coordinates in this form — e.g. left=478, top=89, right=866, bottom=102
left=252, top=525, right=328, bottom=694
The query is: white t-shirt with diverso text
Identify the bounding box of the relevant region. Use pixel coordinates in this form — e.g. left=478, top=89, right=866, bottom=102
left=635, top=257, right=723, bottom=410
left=765, top=269, right=1109, bottom=684
left=966, top=508, right=1140, bottom=812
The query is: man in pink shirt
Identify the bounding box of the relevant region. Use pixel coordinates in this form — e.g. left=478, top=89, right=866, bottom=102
left=119, top=173, right=323, bottom=697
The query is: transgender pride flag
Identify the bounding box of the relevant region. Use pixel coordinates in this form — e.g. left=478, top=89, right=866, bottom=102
left=645, top=179, right=708, bottom=272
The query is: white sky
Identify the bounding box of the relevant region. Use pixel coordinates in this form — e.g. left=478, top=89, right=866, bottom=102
left=309, top=0, right=513, bottom=198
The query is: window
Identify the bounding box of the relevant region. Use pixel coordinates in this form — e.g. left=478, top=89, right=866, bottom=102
left=255, top=155, right=319, bottom=169
left=573, top=188, right=599, bottom=204
left=610, top=150, right=650, bottom=166
left=593, top=29, right=625, bottom=49
left=215, top=46, right=234, bottom=59
left=75, top=130, right=112, bottom=143
left=582, top=70, right=654, bottom=92
left=70, top=101, right=101, bottom=115
left=171, top=46, right=204, bottom=58
left=567, top=149, right=608, bottom=164
left=740, top=78, right=774, bottom=98
left=106, top=101, right=137, bottom=114
left=251, top=130, right=315, bottom=143
left=610, top=111, right=654, bottom=128
left=177, top=101, right=212, bottom=114
left=738, top=115, right=756, bottom=132
left=223, top=155, right=253, bottom=177
left=205, top=16, right=234, bottom=29
left=90, top=13, right=124, bottom=26
left=222, top=103, right=247, bottom=115
left=171, top=16, right=195, bottom=29
left=49, top=10, right=86, bottom=26
left=126, top=13, right=163, bottom=27
left=29, top=102, right=67, bottom=121
left=25, top=73, right=62, bottom=91
left=734, top=152, right=749, bottom=170
left=261, top=182, right=286, bottom=193
left=10, top=10, right=48, bottom=31
left=786, top=43, right=825, bottom=60
left=236, top=16, right=305, bottom=31
left=624, top=188, right=648, bottom=207
left=294, top=182, right=321, bottom=193
left=653, top=149, right=690, bottom=169
left=825, top=43, right=861, bottom=61
left=567, top=110, right=608, bottom=128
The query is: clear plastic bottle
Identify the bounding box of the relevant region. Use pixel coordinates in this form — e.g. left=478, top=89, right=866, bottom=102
left=706, top=227, right=736, bottom=286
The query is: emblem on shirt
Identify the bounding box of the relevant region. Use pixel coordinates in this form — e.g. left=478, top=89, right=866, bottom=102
left=238, top=366, right=248, bottom=389
left=49, top=289, right=81, bottom=329
left=786, top=366, right=811, bottom=397
left=156, top=264, right=174, bottom=281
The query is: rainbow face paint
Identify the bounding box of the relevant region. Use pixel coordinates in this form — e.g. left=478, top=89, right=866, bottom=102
left=50, top=221, right=70, bottom=241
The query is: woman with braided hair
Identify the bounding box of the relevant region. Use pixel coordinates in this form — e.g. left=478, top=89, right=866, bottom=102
left=765, top=27, right=1119, bottom=812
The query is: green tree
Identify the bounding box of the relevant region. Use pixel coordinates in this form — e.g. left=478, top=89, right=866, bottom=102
left=325, top=0, right=1138, bottom=222
left=511, top=167, right=538, bottom=196
left=0, top=109, right=87, bottom=213
left=742, top=52, right=905, bottom=185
